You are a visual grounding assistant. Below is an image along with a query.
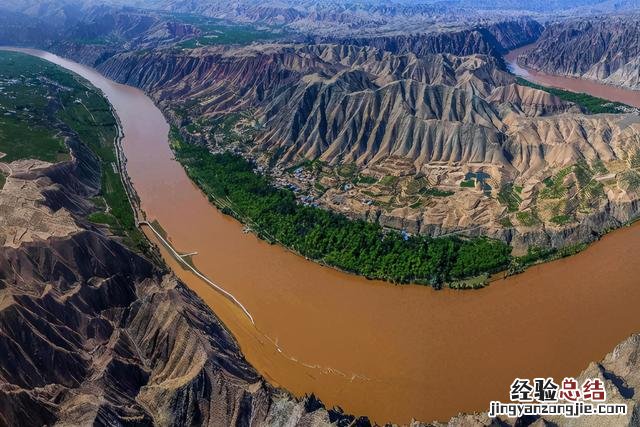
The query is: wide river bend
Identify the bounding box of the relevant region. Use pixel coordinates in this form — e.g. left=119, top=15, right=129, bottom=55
left=7, top=47, right=640, bottom=424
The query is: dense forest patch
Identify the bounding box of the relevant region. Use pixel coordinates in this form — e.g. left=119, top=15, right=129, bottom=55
left=172, top=136, right=512, bottom=287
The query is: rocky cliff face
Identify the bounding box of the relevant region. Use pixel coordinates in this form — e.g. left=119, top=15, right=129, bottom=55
left=333, top=30, right=502, bottom=58
left=63, top=8, right=200, bottom=49
left=482, top=19, right=545, bottom=52
left=27, top=9, right=637, bottom=256
left=333, top=18, right=544, bottom=58
left=519, top=17, right=640, bottom=90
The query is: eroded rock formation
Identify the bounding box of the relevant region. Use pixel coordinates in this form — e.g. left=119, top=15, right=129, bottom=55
left=519, top=17, right=640, bottom=90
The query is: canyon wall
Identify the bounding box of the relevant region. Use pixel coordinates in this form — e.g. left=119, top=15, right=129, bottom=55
left=520, top=17, right=640, bottom=90
left=333, top=18, right=544, bottom=58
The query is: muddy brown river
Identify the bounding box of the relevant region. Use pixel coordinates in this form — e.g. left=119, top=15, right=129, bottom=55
left=505, top=44, right=640, bottom=107
left=8, top=47, right=640, bottom=424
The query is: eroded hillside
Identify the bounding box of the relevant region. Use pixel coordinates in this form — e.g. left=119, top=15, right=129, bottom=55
left=77, top=42, right=640, bottom=255
left=0, top=159, right=362, bottom=426
left=520, top=17, right=640, bottom=90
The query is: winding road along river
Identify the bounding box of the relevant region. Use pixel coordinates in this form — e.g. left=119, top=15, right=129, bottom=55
left=8, top=47, right=640, bottom=424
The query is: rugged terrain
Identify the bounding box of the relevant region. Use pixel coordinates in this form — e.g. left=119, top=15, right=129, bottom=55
left=0, top=51, right=364, bottom=427
left=115, top=0, right=640, bottom=37
left=0, top=147, right=364, bottom=427
left=2, top=3, right=640, bottom=425
left=3, top=114, right=640, bottom=426
left=66, top=41, right=640, bottom=255
left=329, top=18, right=544, bottom=57
left=2, top=3, right=633, bottom=257
left=12, top=3, right=637, bottom=256
left=519, top=17, right=640, bottom=90
left=4, top=130, right=640, bottom=427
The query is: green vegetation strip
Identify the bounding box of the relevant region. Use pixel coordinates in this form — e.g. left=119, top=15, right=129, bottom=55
left=510, top=243, right=587, bottom=274
left=0, top=51, right=146, bottom=252
left=516, top=77, right=629, bottom=114
left=172, top=135, right=511, bottom=287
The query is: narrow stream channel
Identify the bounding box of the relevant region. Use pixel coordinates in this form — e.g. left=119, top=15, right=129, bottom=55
left=7, top=47, right=640, bottom=424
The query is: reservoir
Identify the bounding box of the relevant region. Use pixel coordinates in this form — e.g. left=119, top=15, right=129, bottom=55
left=7, top=47, right=640, bottom=424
